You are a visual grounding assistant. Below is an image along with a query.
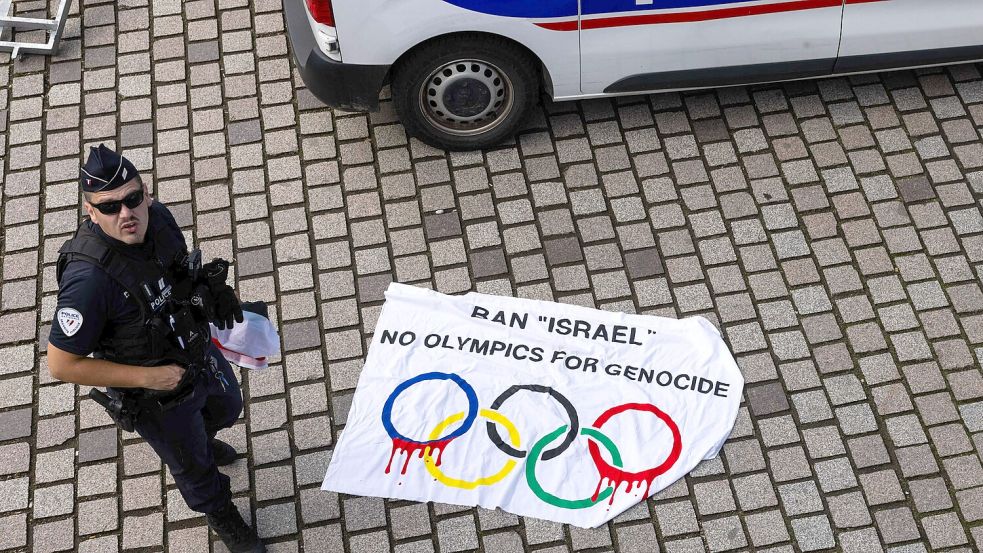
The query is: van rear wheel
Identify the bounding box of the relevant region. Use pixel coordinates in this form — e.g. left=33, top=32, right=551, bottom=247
left=392, top=36, right=538, bottom=150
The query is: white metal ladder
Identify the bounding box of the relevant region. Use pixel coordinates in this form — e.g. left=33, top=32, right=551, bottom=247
left=0, top=0, right=72, bottom=58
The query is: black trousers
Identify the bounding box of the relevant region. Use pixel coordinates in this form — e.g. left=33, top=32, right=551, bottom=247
left=131, top=346, right=243, bottom=514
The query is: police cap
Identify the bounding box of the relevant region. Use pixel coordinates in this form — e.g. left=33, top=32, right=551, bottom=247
left=80, top=144, right=140, bottom=193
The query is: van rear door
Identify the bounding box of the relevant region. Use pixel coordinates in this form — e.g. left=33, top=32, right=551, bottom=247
left=577, top=0, right=845, bottom=95
left=837, top=0, right=983, bottom=73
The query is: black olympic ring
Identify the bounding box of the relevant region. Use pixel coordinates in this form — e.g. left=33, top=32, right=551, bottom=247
left=486, top=384, right=579, bottom=461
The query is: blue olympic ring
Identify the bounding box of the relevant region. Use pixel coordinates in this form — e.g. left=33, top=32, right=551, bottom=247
left=381, top=372, right=479, bottom=445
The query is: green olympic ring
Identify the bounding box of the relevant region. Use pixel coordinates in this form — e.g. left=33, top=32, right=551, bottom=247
left=525, top=425, right=623, bottom=509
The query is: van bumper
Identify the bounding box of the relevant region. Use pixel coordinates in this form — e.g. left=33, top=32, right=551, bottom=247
left=283, top=0, right=389, bottom=112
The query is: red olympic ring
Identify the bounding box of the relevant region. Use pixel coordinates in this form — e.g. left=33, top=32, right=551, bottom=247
left=587, top=403, right=682, bottom=487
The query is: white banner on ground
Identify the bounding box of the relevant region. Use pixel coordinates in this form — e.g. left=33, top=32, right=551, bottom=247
left=210, top=310, right=281, bottom=370
left=322, top=283, right=744, bottom=527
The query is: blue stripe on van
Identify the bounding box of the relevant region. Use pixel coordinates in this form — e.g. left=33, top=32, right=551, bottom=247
left=581, top=0, right=760, bottom=16
left=441, top=0, right=761, bottom=19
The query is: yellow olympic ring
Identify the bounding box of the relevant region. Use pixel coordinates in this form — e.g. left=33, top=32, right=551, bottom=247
left=423, top=408, right=520, bottom=489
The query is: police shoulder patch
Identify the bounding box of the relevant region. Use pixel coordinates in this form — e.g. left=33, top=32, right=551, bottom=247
left=57, top=308, right=84, bottom=337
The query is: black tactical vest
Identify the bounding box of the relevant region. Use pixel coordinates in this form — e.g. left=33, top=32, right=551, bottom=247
left=56, top=202, right=209, bottom=368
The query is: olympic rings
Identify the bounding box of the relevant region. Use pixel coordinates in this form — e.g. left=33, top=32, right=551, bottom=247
left=382, top=372, right=478, bottom=445
left=380, top=373, right=684, bottom=510
left=526, top=425, right=623, bottom=509
left=487, top=384, right=579, bottom=461
left=424, top=409, right=520, bottom=489
left=587, top=403, right=682, bottom=501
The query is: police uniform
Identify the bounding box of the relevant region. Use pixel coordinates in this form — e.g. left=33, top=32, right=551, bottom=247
left=51, top=145, right=264, bottom=552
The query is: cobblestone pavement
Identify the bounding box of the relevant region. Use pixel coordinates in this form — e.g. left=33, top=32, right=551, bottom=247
left=1, top=1, right=983, bottom=552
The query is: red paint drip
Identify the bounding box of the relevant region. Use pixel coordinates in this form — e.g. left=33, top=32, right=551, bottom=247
left=588, top=403, right=683, bottom=505
left=591, top=476, right=659, bottom=506
left=386, top=438, right=453, bottom=475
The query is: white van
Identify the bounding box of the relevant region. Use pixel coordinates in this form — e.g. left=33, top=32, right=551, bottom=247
left=285, top=0, right=983, bottom=150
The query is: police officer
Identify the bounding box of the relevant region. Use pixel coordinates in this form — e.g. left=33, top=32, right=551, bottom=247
left=47, top=144, right=266, bottom=553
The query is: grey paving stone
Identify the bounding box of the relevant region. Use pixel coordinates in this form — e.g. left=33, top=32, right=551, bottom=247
left=471, top=248, right=508, bottom=278
left=250, top=430, right=292, bottom=466
left=779, top=481, right=824, bottom=516
left=928, top=422, right=973, bottom=456
left=768, top=446, right=813, bottom=482
left=33, top=482, right=74, bottom=519
left=78, top=497, right=119, bottom=536
left=299, top=523, right=343, bottom=553
left=255, top=465, right=295, bottom=501
left=624, top=247, right=664, bottom=278
left=828, top=491, right=871, bottom=529
left=123, top=442, right=160, bottom=476
left=908, top=477, right=953, bottom=514
left=839, top=527, right=881, bottom=553
left=922, top=511, right=968, bottom=548
left=256, top=502, right=298, bottom=539
left=835, top=403, right=878, bottom=435
left=78, top=427, right=117, bottom=463
left=543, top=236, right=584, bottom=265
left=482, top=531, right=524, bottom=553
left=0, top=407, right=33, bottom=441
left=524, top=516, right=565, bottom=544
left=814, top=456, right=859, bottom=492
left=282, top=319, right=322, bottom=352
left=663, top=537, right=707, bottom=553
left=897, top=175, right=936, bottom=202
left=745, top=381, right=790, bottom=417
left=122, top=513, right=163, bottom=549
left=745, top=509, right=790, bottom=547
left=0, top=476, right=29, bottom=513
left=386, top=503, right=430, bottom=539
left=702, top=515, right=747, bottom=552
left=33, top=517, right=75, bottom=553
left=722, top=438, right=766, bottom=474
left=654, top=500, right=699, bottom=537
left=847, top=434, right=891, bottom=469
left=122, top=475, right=161, bottom=512
left=733, top=473, right=779, bottom=511
left=394, top=540, right=437, bottom=553
left=875, top=506, right=921, bottom=544
left=615, top=522, right=658, bottom=553
left=790, top=514, right=835, bottom=552
left=0, top=513, right=27, bottom=550
left=572, top=523, right=616, bottom=550
left=694, top=479, right=737, bottom=515
left=344, top=496, right=387, bottom=531
left=954, top=486, right=983, bottom=522
left=942, top=454, right=983, bottom=490
left=424, top=211, right=462, bottom=239
left=757, top=415, right=799, bottom=447
left=0, top=443, right=30, bottom=477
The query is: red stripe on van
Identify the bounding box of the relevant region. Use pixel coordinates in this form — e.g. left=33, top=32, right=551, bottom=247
left=536, top=0, right=886, bottom=31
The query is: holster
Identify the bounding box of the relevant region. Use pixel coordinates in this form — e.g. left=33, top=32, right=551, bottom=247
left=89, top=388, right=139, bottom=432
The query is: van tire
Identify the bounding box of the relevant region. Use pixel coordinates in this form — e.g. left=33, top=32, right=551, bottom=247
left=392, top=35, right=538, bottom=151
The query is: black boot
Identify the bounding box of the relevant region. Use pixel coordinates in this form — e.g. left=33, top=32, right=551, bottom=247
left=212, top=438, right=238, bottom=466
left=206, top=502, right=266, bottom=553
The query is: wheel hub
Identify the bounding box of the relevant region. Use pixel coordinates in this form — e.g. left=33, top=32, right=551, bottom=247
left=419, top=59, right=513, bottom=136
left=443, top=78, right=491, bottom=118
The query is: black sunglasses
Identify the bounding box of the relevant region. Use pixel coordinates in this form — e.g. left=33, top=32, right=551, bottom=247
left=90, top=189, right=145, bottom=215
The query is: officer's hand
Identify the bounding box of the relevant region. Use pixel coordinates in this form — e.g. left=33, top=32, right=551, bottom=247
left=214, top=287, right=244, bottom=330
left=143, top=364, right=186, bottom=391
left=191, top=284, right=216, bottom=322
left=201, top=259, right=231, bottom=290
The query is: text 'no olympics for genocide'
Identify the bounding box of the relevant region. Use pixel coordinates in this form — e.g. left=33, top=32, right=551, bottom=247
left=378, top=329, right=734, bottom=399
